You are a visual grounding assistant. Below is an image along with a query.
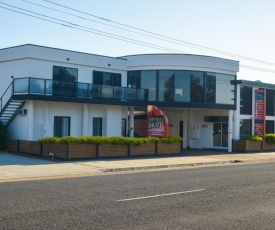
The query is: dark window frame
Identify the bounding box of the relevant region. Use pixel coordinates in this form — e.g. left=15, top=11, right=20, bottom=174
left=266, top=89, right=275, bottom=116
left=93, top=117, right=103, bottom=136
left=240, top=86, right=253, bottom=115
left=54, top=116, right=71, bottom=137
left=93, top=70, right=121, bottom=87
left=53, top=66, right=78, bottom=82
left=266, top=120, right=274, bottom=134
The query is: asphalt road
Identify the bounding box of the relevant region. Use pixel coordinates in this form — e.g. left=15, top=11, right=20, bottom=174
left=1, top=162, right=275, bottom=230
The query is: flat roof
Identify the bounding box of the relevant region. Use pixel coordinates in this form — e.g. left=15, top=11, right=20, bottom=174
left=234, top=80, right=275, bottom=89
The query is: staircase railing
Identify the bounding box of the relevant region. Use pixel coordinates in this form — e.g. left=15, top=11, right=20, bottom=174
left=0, top=81, right=13, bottom=113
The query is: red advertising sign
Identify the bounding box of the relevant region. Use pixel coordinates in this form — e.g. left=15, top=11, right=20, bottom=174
left=254, top=89, right=265, bottom=137
left=147, top=105, right=169, bottom=138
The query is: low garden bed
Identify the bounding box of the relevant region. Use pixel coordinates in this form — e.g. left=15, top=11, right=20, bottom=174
left=6, top=136, right=183, bottom=160
left=232, top=134, right=275, bottom=152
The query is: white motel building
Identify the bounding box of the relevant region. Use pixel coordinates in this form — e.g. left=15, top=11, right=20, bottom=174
left=1, top=44, right=274, bottom=152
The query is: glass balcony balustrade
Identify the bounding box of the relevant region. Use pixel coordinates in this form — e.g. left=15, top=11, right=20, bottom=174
left=12, top=77, right=148, bottom=102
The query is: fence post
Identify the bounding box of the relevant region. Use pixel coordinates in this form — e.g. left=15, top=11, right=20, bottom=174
left=155, top=141, right=158, bottom=156
left=40, top=142, right=43, bottom=156
left=66, top=142, right=69, bottom=159
left=96, top=144, right=99, bottom=158
left=128, top=144, right=131, bottom=156
left=17, top=139, right=20, bottom=154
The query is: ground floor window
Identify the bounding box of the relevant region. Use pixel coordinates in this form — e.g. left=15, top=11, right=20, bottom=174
left=54, top=116, right=70, bottom=137
left=121, top=119, right=127, bottom=137
left=266, top=120, right=274, bottom=134
left=240, top=119, right=252, bottom=138
left=93, top=117, right=102, bottom=136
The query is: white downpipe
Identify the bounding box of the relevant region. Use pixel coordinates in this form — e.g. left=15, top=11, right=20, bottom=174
left=28, top=100, right=34, bottom=141
left=228, top=110, right=233, bottom=152
left=82, top=104, right=88, bottom=136
left=183, top=110, right=188, bottom=149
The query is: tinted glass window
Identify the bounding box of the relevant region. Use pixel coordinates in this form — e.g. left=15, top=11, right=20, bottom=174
left=128, top=71, right=156, bottom=101
left=240, top=86, right=252, bottom=115
left=93, top=71, right=121, bottom=86
left=93, top=117, right=102, bottom=136
left=53, top=66, right=78, bottom=82
left=159, top=71, right=174, bottom=101
left=240, top=119, right=252, bottom=138
left=206, top=73, right=216, bottom=103
left=174, top=71, right=190, bottom=102
left=216, top=74, right=235, bottom=105
left=54, top=116, right=70, bottom=137
left=266, top=120, right=274, bottom=134
left=266, top=89, right=274, bottom=116
left=190, top=72, right=204, bottom=102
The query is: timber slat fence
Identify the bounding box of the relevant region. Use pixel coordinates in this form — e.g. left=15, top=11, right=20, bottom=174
left=6, top=139, right=183, bottom=160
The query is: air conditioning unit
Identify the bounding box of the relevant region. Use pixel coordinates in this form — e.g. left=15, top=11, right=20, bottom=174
left=17, top=109, right=27, bottom=116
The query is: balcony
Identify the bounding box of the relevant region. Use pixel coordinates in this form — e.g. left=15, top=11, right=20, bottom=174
left=11, top=77, right=148, bottom=102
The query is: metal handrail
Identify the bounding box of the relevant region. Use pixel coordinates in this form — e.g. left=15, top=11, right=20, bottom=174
left=0, top=82, right=13, bottom=111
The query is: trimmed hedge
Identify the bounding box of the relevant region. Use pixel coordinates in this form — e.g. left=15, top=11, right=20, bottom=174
left=38, top=136, right=183, bottom=145
left=241, top=135, right=263, bottom=142
left=265, top=134, right=275, bottom=144
left=0, top=121, right=6, bottom=150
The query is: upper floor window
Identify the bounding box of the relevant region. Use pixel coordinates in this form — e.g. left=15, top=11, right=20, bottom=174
left=53, top=66, right=78, bottom=82
left=127, top=70, right=156, bottom=101
left=93, top=71, right=121, bottom=86
left=127, top=70, right=235, bottom=105
left=240, top=86, right=252, bottom=115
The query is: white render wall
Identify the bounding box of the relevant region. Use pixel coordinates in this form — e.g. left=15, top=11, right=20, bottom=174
left=164, top=109, right=229, bottom=149
left=123, top=54, right=239, bottom=75
left=7, top=101, right=127, bottom=140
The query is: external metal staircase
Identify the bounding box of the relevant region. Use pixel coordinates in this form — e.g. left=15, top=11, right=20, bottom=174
left=0, top=82, right=25, bottom=127
left=0, top=99, right=25, bottom=126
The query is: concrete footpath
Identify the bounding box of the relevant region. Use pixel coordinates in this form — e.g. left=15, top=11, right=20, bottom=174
left=2, top=150, right=275, bottom=182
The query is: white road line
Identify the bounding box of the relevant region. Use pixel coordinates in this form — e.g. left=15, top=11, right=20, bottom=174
left=115, top=189, right=206, bottom=202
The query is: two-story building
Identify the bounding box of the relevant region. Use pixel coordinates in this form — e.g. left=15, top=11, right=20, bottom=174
left=2, top=44, right=268, bottom=153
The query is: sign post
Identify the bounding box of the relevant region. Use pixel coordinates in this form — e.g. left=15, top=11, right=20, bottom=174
left=147, top=105, right=169, bottom=138
left=254, top=89, right=266, bottom=138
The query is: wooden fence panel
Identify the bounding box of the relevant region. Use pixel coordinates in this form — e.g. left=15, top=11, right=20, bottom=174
left=19, top=140, right=41, bottom=155
left=6, top=140, right=18, bottom=152
left=262, top=142, right=275, bottom=150
left=68, top=143, right=97, bottom=158
left=42, top=143, right=67, bottom=159
left=232, top=140, right=245, bottom=151
left=98, top=144, right=128, bottom=157
left=157, top=142, right=182, bottom=154
left=130, top=142, right=155, bottom=155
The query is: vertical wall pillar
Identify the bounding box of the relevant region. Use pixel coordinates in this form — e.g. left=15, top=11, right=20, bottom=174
left=228, top=110, right=233, bottom=152
left=187, top=110, right=191, bottom=148
left=251, top=87, right=256, bottom=135
left=82, top=104, right=88, bottom=136
left=129, top=107, right=134, bottom=137
left=28, top=100, right=34, bottom=141
left=183, top=110, right=188, bottom=149
left=233, top=85, right=240, bottom=140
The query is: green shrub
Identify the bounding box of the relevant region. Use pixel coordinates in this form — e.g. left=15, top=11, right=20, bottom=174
left=0, top=121, right=6, bottom=150
left=38, top=135, right=183, bottom=145
left=265, top=134, right=275, bottom=144
left=242, top=135, right=263, bottom=142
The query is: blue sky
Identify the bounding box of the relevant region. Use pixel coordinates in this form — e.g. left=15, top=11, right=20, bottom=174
left=1, top=0, right=275, bottom=83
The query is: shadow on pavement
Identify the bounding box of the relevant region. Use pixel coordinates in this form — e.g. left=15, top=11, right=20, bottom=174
left=0, top=152, right=57, bottom=166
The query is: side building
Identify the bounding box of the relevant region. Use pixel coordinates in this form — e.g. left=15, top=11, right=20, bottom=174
left=0, top=44, right=259, bottom=152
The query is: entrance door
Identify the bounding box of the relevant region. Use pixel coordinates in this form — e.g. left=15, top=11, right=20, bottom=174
left=213, top=123, right=228, bottom=147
